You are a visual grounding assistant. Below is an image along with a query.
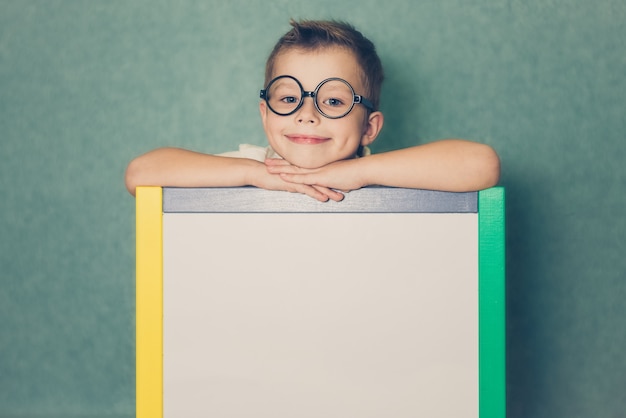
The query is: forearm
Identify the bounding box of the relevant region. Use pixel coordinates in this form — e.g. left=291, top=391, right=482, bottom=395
left=360, top=139, right=500, bottom=192
left=124, top=147, right=261, bottom=196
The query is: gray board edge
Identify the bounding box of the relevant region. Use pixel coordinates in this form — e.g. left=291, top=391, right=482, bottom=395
left=162, top=187, right=478, bottom=213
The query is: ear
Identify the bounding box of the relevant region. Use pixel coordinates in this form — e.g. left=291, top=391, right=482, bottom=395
left=259, top=100, right=268, bottom=129
left=360, top=111, right=384, bottom=147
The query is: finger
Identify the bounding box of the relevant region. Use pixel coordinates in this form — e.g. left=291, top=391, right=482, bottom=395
left=266, top=163, right=302, bottom=175
left=267, top=165, right=297, bottom=174
left=281, top=173, right=346, bottom=201
left=264, top=158, right=292, bottom=167
left=297, top=185, right=330, bottom=202
left=278, top=172, right=314, bottom=184
left=313, top=185, right=344, bottom=202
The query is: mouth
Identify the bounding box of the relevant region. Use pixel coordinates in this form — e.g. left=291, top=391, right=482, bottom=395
left=285, top=134, right=331, bottom=145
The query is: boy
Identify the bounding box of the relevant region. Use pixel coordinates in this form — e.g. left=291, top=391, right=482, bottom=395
left=125, top=19, right=500, bottom=201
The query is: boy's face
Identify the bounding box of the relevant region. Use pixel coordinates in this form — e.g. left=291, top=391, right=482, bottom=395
left=259, top=47, right=383, bottom=169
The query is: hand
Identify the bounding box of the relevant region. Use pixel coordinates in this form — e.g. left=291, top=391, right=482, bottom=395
left=250, top=160, right=344, bottom=202
left=265, top=158, right=368, bottom=195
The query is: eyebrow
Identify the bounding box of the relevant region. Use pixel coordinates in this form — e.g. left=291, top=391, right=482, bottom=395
left=271, top=80, right=298, bottom=90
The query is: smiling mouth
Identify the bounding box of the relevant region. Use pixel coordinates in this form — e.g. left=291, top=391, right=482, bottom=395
left=285, top=134, right=331, bottom=145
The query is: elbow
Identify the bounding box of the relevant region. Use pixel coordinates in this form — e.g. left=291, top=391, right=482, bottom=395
left=476, top=144, right=501, bottom=189
left=124, top=147, right=181, bottom=196
left=125, top=157, right=143, bottom=196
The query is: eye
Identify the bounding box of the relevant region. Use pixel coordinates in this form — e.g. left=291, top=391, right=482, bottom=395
left=280, top=96, right=299, bottom=104
left=323, top=97, right=345, bottom=107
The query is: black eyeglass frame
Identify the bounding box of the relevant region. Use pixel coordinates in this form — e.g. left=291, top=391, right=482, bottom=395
left=260, top=75, right=375, bottom=120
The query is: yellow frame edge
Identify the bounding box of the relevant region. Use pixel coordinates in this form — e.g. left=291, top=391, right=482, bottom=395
left=136, top=187, right=163, bottom=418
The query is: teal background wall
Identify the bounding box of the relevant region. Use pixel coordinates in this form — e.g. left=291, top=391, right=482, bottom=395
left=1, top=0, right=624, bottom=417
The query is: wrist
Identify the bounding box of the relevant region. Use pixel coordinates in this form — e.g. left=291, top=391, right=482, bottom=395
left=242, top=159, right=265, bottom=187
left=355, top=155, right=375, bottom=187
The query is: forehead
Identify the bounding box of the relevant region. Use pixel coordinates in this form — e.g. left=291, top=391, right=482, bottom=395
left=272, top=47, right=364, bottom=91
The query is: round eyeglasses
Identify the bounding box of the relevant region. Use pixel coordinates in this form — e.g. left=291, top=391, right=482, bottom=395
left=260, top=75, right=375, bottom=119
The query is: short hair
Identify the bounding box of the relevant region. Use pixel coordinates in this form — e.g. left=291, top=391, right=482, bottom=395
left=264, top=19, right=384, bottom=110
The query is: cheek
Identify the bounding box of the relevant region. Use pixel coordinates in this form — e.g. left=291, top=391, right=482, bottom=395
left=262, top=115, right=280, bottom=134
left=343, top=111, right=368, bottom=134
left=342, top=117, right=368, bottom=139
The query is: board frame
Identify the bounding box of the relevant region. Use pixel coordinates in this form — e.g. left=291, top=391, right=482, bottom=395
left=135, top=186, right=505, bottom=418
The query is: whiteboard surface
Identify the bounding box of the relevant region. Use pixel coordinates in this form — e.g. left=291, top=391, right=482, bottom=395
left=163, top=213, right=478, bottom=418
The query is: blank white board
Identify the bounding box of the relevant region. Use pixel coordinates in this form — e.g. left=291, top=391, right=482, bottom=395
left=163, top=212, right=479, bottom=418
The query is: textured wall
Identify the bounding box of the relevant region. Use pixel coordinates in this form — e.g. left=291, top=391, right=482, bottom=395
left=1, top=1, right=625, bottom=417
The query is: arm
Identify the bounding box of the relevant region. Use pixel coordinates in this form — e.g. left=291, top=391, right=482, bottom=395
left=124, top=147, right=343, bottom=201
left=266, top=139, right=500, bottom=192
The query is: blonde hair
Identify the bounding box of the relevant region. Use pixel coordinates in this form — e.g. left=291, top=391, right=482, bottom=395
left=264, top=19, right=384, bottom=110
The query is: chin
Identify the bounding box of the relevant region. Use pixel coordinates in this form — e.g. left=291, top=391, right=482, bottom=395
left=286, top=157, right=328, bottom=169
left=275, top=150, right=326, bottom=169
left=276, top=146, right=358, bottom=169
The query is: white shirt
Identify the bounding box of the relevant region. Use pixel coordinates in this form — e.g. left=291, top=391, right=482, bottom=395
left=218, top=144, right=280, bottom=162
left=218, top=144, right=370, bottom=162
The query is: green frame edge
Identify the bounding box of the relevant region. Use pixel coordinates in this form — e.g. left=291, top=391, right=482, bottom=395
left=479, top=187, right=506, bottom=418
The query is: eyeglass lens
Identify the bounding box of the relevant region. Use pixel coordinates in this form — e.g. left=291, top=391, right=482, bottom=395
left=266, top=77, right=357, bottom=118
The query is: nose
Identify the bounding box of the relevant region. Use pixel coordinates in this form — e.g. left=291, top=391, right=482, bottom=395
left=295, top=96, right=319, bottom=124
